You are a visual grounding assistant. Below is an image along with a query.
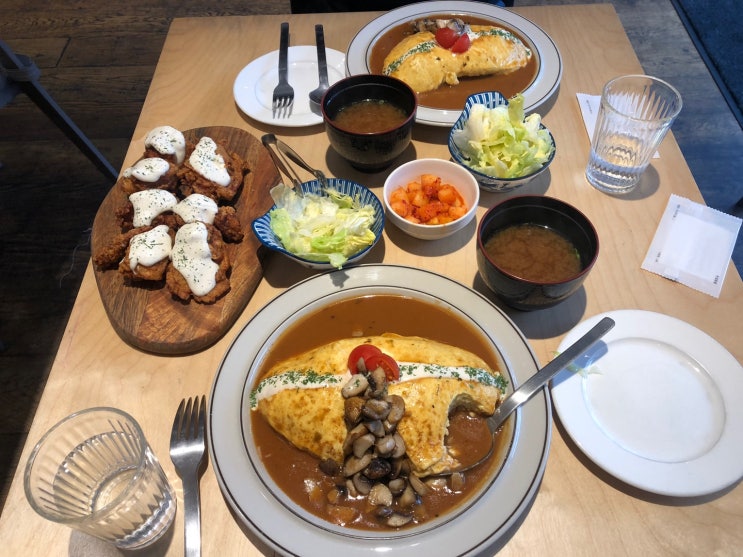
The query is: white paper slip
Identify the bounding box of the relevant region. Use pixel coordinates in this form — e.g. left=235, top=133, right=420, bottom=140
left=577, top=93, right=660, bottom=158
left=642, top=194, right=742, bottom=298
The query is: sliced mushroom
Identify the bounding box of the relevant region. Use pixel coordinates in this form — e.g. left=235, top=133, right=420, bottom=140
left=352, top=433, right=375, bottom=458
left=318, top=458, right=340, bottom=477
left=368, top=483, right=394, bottom=507
left=342, top=374, right=368, bottom=398
left=375, top=435, right=396, bottom=457
left=449, top=472, right=465, bottom=492
left=386, top=394, right=405, bottom=424
left=344, top=453, right=373, bottom=477
left=388, top=477, right=406, bottom=496
left=387, top=512, right=413, bottom=528
left=391, top=432, right=406, bottom=459
left=362, top=398, right=390, bottom=421
left=367, top=367, right=387, bottom=397
left=352, top=472, right=373, bottom=495
left=344, top=396, right=365, bottom=426
left=364, top=458, right=392, bottom=480
left=398, top=485, right=418, bottom=508
left=342, top=422, right=368, bottom=455
left=366, top=419, right=385, bottom=437
left=408, top=473, right=429, bottom=496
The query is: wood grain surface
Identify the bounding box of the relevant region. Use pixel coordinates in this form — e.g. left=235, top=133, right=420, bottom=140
left=90, top=126, right=279, bottom=354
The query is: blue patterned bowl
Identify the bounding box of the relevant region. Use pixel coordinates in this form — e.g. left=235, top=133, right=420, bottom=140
left=251, top=178, right=385, bottom=270
left=448, top=92, right=556, bottom=193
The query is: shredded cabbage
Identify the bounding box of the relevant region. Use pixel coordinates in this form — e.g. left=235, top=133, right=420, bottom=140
left=451, top=94, right=554, bottom=179
left=268, top=184, right=377, bottom=269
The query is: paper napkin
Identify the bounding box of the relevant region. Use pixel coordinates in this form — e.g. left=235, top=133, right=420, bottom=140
left=642, top=194, right=742, bottom=297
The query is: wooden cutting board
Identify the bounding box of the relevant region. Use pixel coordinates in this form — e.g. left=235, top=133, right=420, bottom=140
left=91, top=126, right=279, bottom=355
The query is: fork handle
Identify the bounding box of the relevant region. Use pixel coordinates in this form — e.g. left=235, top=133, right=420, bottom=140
left=182, top=470, right=202, bottom=557
left=279, top=22, right=289, bottom=83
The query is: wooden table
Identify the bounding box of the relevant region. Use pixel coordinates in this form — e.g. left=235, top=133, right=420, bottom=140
left=2, top=5, right=742, bottom=556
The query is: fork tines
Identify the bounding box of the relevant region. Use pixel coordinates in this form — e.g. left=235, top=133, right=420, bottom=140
left=272, top=21, right=294, bottom=118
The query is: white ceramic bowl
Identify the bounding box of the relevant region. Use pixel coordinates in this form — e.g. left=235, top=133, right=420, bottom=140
left=383, top=158, right=479, bottom=240
left=448, top=92, right=556, bottom=193
left=251, top=178, right=385, bottom=270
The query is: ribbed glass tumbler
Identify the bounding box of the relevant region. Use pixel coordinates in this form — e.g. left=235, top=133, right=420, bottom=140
left=24, top=407, right=176, bottom=549
left=586, top=74, right=682, bottom=194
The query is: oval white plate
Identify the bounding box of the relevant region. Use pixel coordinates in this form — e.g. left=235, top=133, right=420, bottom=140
left=233, top=46, right=346, bottom=127
left=552, top=310, right=743, bottom=497
left=209, top=265, right=550, bottom=557
left=346, top=1, right=562, bottom=126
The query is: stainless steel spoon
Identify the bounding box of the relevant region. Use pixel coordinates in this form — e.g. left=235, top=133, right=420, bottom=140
left=437, top=316, right=615, bottom=476
left=308, top=24, right=329, bottom=115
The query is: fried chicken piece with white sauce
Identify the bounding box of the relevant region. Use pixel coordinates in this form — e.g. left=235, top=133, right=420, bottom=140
left=177, top=136, right=248, bottom=203
left=119, top=157, right=180, bottom=196
left=93, top=226, right=149, bottom=270
left=166, top=222, right=231, bottom=304
left=118, top=224, right=174, bottom=283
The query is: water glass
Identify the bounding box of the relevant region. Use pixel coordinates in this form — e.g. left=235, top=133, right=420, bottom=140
left=586, top=74, right=682, bottom=194
left=24, top=407, right=176, bottom=550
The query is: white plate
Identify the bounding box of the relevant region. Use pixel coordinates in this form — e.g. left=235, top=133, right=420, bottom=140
left=552, top=310, right=743, bottom=497
left=233, top=46, right=346, bottom=127
left=209, top=265, right=550, bottom=557
left=346, top=1, right=562, bottom=126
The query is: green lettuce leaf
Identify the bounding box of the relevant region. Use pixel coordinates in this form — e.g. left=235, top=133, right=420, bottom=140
left=268, top=184, right=377, bottom=269
left=452, top=94, right=555, bottom=179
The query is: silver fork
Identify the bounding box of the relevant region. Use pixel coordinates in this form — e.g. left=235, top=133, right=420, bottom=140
left=272, top=22, right=294, bottom=118
left=170, top=395, right=207, bottom=557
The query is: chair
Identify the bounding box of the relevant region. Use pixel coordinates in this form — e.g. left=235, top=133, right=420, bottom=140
left=0, top=39, right=118, bottom=182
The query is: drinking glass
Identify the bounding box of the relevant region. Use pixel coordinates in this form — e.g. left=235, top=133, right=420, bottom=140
left=24, top=407, right=176, bottom=550
left=586, top=74, right=682, bottom=194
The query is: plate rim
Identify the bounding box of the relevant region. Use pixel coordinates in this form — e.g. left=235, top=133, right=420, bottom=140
left=552, top=309, right=743, bottom=497
left=208, top=264, right=551, bottom=556
left=345, top=1, right=563, bottom=126
left=233, top=45, right=346, bottom=127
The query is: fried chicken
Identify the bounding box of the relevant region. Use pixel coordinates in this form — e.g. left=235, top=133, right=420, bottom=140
left=166, top=222, right=231, bottom=304
left=177, top=137, right=248, bottom=203
left=119, top=157, right=180, bottom=196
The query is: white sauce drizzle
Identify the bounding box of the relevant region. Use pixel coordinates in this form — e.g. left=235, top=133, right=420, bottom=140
left=127, top=224, right=172, bottom=270
left=171, top=222, right=218, bottom=296
left=174, top=194, right=218, bottom=224
left=189, top=137, right=231, bottom=186
left=129, top=189, right=178, bottom=227
left=145, top=126, right=186, bottom=164
left=122, top=157, right=170, bottom=183
left=250, top=363, right=505, bottom=408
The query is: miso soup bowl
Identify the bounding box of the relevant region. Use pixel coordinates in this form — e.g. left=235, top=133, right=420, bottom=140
left=321, top=74, right=417, bottom=172
left=477, top=196, right=599, bottom=311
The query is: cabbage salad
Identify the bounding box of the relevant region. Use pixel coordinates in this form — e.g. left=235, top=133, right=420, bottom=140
left=451, top=94, right=554, bottom=179
left=268, top=184, right=377, bottom=269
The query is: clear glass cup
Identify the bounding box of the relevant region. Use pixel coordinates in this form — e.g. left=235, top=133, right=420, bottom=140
left=24, top=407, right=176, bottom=550
left=586, top=74, right=682, bottom=194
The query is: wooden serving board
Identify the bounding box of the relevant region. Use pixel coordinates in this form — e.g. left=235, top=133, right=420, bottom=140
left=91, top=126, right=279, bottom=355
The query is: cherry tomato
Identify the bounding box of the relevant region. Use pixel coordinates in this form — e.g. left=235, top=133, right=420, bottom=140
left=365, top=353, right=401, bottom=382
left=435, top=27, right=459, bottom=49
left=347, top=344, right=382, bottom=374
left=451, top=33, right=471, bottom=53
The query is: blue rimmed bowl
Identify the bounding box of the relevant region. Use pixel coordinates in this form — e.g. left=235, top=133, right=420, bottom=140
left=251, top=178, right=385, bottom=270
left=448, top=92, right=556, bottom=193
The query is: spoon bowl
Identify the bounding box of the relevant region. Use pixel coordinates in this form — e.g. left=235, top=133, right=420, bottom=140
left=437, top=316, right=615, bottom=476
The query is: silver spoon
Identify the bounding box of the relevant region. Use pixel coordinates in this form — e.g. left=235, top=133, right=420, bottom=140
left=309, top=24, right=329, bottom=115
left=437, top=316, right=615, bottom=476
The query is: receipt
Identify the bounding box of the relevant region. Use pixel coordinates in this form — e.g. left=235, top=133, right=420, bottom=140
left=642, top=194, right=741, bottom=297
